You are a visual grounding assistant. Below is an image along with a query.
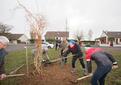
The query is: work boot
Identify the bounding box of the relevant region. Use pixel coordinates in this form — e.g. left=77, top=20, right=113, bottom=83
left=42, top=60, right=46, bottom=64
left=71, top=68, right=76, bottom=73
left=46, top=60, right=51, bottom=64
left=71, top=68, right=79, bottom=75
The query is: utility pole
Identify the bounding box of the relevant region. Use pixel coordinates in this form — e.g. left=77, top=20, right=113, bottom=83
left=65, top=18, right=68, bottom=39
left=66, top=18, right=67, bottom=32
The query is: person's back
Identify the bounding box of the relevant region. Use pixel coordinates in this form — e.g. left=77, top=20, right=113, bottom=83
left=68, top=43, right=83, bottom=56
left=63, top=40, right=86, bottom=75
left=92, top=51, right=113, bottom=67
left=60, top=41, right=67, bottom=50
left=85, top=48, right=118, bottom=85
left=42, top=42, right=50, bottom=64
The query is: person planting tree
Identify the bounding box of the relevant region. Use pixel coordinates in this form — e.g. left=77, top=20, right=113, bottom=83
left=0, top=36, right=9, bottom=80
left=63, top=40, right=87, bottom=75
left=85, top=47, right=118, bottom=85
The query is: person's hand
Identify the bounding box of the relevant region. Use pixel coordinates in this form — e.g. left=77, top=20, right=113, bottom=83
left=112, top=65, right=118, bottom=69
left=0, top=74, right=6, bottom=80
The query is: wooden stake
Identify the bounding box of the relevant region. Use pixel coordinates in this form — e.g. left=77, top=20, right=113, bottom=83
left=9, top=64, right=24, bottom=74
left=70, top=73, right=93, bottom=84
left=77, top=73, right=93, bottom=81
left=51, top=58, right=61, bottom=63
left=25, top=42, right=29, bottom=76
left=51, top=56, right=72, bottom=63
left=6, top=74, right=25, bottom=78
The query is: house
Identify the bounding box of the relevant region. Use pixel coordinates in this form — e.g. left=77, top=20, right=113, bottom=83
left=0, top=33, right=28, bottom=44
left=95, top=31, right=121, bottom=47
left=45, top=31, right=69, bottom=40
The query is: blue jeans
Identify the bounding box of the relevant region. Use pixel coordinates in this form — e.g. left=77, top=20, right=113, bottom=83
left=91, top=65, right=112, bottom=85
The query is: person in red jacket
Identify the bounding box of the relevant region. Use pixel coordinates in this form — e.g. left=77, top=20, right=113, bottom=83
left=85, top=47, right=118, bottom=85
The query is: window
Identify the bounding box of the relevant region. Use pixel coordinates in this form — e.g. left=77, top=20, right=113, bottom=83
left=120, top=38, right=121, bottom=42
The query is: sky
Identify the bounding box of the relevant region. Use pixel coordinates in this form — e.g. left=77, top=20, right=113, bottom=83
left=0, top=0, right=121, bottom=40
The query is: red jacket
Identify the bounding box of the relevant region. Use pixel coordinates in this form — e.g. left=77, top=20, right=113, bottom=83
left=85, top=48, right=102, bottom=61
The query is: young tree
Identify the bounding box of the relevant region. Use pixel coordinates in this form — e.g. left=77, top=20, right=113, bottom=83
left=76, top=29, right=84, bottom=41
left=17, top=0, right=46, bottom=74
left=88, top=29, right=93, bottom=40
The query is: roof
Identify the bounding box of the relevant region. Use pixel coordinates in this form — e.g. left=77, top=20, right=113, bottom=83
left=104, top=31, right=121, bottom=38
left=45, top=31, right=69, bottom=38
left=0, top=33, right=23, bottom=40
left=9, top=34, right=23, bottom=40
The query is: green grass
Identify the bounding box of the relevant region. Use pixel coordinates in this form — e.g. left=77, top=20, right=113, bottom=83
left=0, top=47, right=121, bottom=85
left=106, top=53, right=121, bottom=85
left=48, top=48, right=60, bottom=60
left=5, top=49, right=33, bottom=73
left=0, top=48, right=33, bottom=85
left=77, top=47, right=121, bottom=85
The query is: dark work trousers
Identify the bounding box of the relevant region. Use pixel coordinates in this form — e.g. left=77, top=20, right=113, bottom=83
left=61, top=49, right=67, bottom=64
left=86, top=61, right=92, bottom=73
left=0, top=56, right=5, bottom=75
left=72, top=56, right=85, bottom=69
left=91, top=65, right=112, bottom=85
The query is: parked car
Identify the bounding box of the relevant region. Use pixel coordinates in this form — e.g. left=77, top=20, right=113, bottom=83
left=42, top=42, right=54, bottom=48
left=32, top=42, right=54, bottom=56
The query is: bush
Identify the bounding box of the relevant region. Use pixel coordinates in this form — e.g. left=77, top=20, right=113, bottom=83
left=29, top=39, right=35, bottom=44
left=85, top=44, right=91, bottom=47
left=46, top=39, right=55, bottom=43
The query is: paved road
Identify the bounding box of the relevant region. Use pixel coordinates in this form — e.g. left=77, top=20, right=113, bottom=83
left=5, top=44, right=121, bottom=53
left=84, top=46, right=121, bottom=56
left=99, top=46, right=121, bottom=52
left=5, top=44, right=33, bottom=52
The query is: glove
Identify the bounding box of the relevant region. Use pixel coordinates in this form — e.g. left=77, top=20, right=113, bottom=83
left=0, top=74, right=6, bottom=80
left=79, top=57, right=83, bottom=59
left=112, top=62, right=118, bottom=69
left=112, top=65, right=118, bottom=69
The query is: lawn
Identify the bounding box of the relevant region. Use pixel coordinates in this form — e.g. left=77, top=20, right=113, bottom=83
left=0, top=47, right=121, bottom=85
left=0, top=48, right=33, bottom=85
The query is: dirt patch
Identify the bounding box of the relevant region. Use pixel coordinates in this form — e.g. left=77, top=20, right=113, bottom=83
left=20, top=62, right=79, bottom=85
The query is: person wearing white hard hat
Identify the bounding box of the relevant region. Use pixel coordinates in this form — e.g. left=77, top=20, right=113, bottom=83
left=41, top=40, right=51, bottom=65
left=0, top=36, right=9, bottom=80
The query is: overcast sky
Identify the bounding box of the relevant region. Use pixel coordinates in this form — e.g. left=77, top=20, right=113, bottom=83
left=0, top=0, right=121, bottom=39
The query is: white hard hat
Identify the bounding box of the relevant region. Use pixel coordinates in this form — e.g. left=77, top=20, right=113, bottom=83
left=0, top=36, right=9, bottom=45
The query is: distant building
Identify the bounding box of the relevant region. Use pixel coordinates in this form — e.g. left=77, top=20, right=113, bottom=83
left=95, top=31, right=121, bottom=47
left=80, top=40, right=96, bottom=46
left=0, top=33, right=28, bottom=44
left=45, top=31, right=69, bottom=40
